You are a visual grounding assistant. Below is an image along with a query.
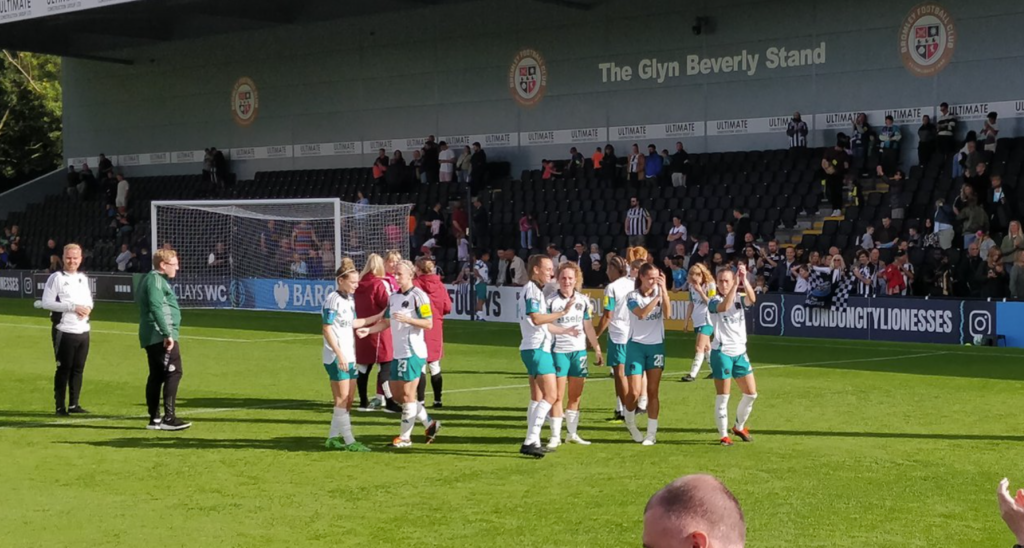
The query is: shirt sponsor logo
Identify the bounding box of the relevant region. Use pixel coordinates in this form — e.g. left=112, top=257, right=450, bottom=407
left=509, top=49, right=548, bottom=108
left=231, top=77, right=259, bottom=127
left=899, top=3, right=956, bottom=77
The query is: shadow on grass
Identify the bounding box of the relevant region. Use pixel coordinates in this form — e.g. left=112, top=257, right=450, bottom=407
left=177, top=397, right=326, bottom=411
left=579, top=424, right=1024, bottom=442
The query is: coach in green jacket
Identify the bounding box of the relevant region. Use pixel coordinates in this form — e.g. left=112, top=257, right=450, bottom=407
left=137, top=249, right=191, bottom=431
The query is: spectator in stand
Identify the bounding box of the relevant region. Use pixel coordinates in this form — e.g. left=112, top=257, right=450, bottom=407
left=933, top=198, right=956, bottom=250
left=6, top=241, right=26, bottom=268
left=822, top=134, right=851, bottom=217
left=967, top=161, right=990, bottom=199
left=860, top=225, right=875, bottom=250
left=410, top=150, right=424, bottom=184
left=852, top=250, right=875, bottom=296
left=259, top=220, right=278, bottom=253
left=203, top=148, right=214, bottom=183
left=956, top=134, right=980, bottom=181
left=793, top=265, right=812, bottom=293
left=115, top=174, right=130, bottom=209
left=0, top=226, right=11, bottom=247
left=1001, top=221, right=1024, bottom=274
left=97, top=153, right=114, bottom=179
left=355, top=190, right=370, bottom=208
left=690, top=240, right=711, bottom=270
left=116, top=244, right=133, bottom=272
left=977, top=247, right=1008, bottom=299
left=711, top=252, right=727, bottom=274
left=955, top=242, right=983, bottom=297
left=566, top=147, right=584, bottom=177
left=591, top=146, right=604, bottom=176
left=585, top=259, right=608, bottom=288
left=600, top=144, right=618, bottom=186
left=589, top=243, right=603, bottom=264
left=100, top=171, right=117, bottom=205
left=877, top=115, right=902, bottom=177
left=291, top=219, right=319, bottom=255
left=212, top=147, right=228, bottom=183
left=624, top=196, right=651, bottom=248
left=851, top=113, right=872, bottom=177
left=569, top=242, right=588, bottom=269
left=0, top=244, right=8, bottom=268
left=208, top=242, right=229, bottom=275
left=48, top=254, right=63, bottom=273
left=988, top=174, right=1014, bottom=236
left=425, top=202, right=445, bottom=242
left=981, top=112, right=999, bottom=155
left=644, top=144, right=662, bottom=183
left=957, top=197, right=988, bottom=249
left=787, top=111, right=808, bottom=148
left=518, top=212, right=537, bottom=250
left=421, top=135, right=440, bottom=184
left=66, top=166, right=80, bottom=199
left=626, top=144, right=645, bottom=186
left=1012, top=251, right=1024, bottom=299
left=78, top=163, right=95, bottom=198
left=875, top=217, right=898, bottom=249
left=455, top=230, right=470, bottom=264
left=471, top=198, right=489, bottom=249
left=39, top=239, right=59, bottom=269
left=276, top=240, right=294, bottom=277
left=547, top=244, right=567, bottom=265
left=386, top=150, right=406, bottom=190
left=450, top=200, right=468, bottom=239
left=977, top=229, right=997, bottom=258
left=497, top=249, right=527, bottom=287
left=732, top=209, right=751, bottom=244
left=669, top=141, right=690, bottom=188
left=541, top=159, right=561, bottom=180
left=936, top=102, right=957, bottom=160
left=917, top=114, right=937, bottom=167
left=666, top=214, right=687, bottom=251
left=290, top=253, right=308, bottom=279
left=115, top=208, right=133, bottom=243
left=456, top=146, right=472, bottom=185
left=372, top=148, right=389, bottom=184
left=906, top=226, right=921, bottom=248
left=438, top=141, right=455, bottom=183
left=888, top=251, right=914, bottom=295
left=469, top=142, right=487, bottom=191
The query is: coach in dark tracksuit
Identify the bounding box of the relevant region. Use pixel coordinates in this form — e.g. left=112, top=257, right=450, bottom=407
left=137, top=249, right=191, bottom=431
left=41, top=243, right=93, bottom=416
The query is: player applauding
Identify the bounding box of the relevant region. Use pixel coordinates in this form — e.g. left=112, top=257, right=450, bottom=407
left=322, top=258, right=383, bottom=452
left=708, top=264, right=759, bottom=447
left=519, top=254, right=580, bottom=458
left=361, top=260, right=440, bottom=448
left=624, top=263, right=670, bottom=446
left=682, top=263, right=716, bottom=382
left=546, top=262, right=603, bottom=448
left=596, top=256, right=632, bottom=423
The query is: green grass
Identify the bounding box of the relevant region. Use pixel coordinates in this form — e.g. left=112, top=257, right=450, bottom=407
left=1, top=298, right=1023, bottom=547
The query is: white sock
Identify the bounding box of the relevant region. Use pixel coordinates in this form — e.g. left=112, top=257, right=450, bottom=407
left=639, top=395, right=648, bottom=410
left=528, top=400, right=538, bottom=421
left=339, top=408, right=355, bottom=445
left=735, top=393, right=758, bottom=430
left=416, top=402, right=431, bottom=428
left=382, top=382, right=393, bottom=400
left=715, top=394, right=730, bottom=438
left=689, top=352, right=705, bottom=377
left=550, top=416, right=563, bottom=440
left=646, top=418, right=658, bottom=439
left=566, top=409, right=580, bottom=436
left=329, top=407, right=344, bottom=439
left=400, top=402, right=416, bottom=441
left=526, top=400, right=552, bottom=445
left=624, top=409, right=637, bottom=429
left=615, top=397, right=623, bottom=413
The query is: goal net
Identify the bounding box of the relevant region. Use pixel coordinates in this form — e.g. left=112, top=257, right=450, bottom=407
left=151, top=198, right=411, bottom=312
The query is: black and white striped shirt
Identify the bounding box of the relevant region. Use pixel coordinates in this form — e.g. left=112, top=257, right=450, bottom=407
left=625, top=206, right=650, bottom=236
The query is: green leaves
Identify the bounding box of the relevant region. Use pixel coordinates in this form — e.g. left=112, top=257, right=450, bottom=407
left=0, top=50, right=61, bottom=185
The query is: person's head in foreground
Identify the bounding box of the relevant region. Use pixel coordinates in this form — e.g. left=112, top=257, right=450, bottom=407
left=644, top=474, right=745, bottom=548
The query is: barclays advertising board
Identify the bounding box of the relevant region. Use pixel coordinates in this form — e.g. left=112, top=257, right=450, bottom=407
left=750, top=294, right=997, bottom=345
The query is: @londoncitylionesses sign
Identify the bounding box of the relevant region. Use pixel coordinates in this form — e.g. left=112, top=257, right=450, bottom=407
left=231, top=77, right=259, bottom=126
left=509, top=49, right=547, bottom=108
left=899, top=3, right=956, bottom=77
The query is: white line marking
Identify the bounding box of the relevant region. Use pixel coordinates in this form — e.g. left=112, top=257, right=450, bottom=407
left=0, top=351, right=952, bottom=431
left=0, top=322, right=317, bottom=343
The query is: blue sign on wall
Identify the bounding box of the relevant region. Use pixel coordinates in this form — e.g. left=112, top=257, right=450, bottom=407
left=249, top=279, right=336, bottom=313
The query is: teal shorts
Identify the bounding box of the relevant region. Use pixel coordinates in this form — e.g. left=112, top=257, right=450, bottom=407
left=624, top=341, right=665, bottom=376
left=606, top=341, right=627, bottom=366
left=390, top=355, right=427, bottom=382
left=520, top=349, right=555, bottom=377
left=475, top=282, right=488, bottom=301
left=694, top=324, right=714, bottom=337
left=710, top=350, right=753, bottom=380
left=554, top=351, right=589, bottom=378
left=324, top=360, right=358, bottom=382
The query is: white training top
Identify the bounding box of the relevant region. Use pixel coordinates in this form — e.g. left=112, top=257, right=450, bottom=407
left=439, top=148, right=455, bottom=174
left=475, top=259, right=490, bottom=284
left=387, top=287, right=432, bottom=360
left=547, top=290, right=591, bottom=353
left=709, top=294, right=749, bottom=356
left=602, top=276, right=634, bottom=345
left=519, top=281, right=552, bottom=351
left=41, top=271, right=94, bottom=334
left=322, top=291, right=357, bottom=365
left=691, top=282, right=717, bottom=328
left=627, top=286, right=666, bottom=345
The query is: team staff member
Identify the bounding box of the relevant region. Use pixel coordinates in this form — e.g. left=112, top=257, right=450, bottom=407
left=412, top=257, right=452, bottom=408
left=41, top=243, right=93, bottom=416
left=137, top=249, right=191, bottom=431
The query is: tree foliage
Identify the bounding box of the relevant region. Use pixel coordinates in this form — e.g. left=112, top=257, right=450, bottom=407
left=0, top=51, right=61, bottom=187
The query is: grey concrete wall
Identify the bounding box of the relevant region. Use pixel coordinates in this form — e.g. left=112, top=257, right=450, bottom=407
left=61, top=0, right=1024, bottom=179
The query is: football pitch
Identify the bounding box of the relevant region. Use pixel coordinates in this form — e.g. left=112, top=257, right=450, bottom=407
left=1, top=299, right=1022, bottom=547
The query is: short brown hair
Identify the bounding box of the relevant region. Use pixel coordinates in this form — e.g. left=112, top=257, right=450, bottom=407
left=527, top=254, right=551, bottom=278
left=153, top=249, right=177, bottom=268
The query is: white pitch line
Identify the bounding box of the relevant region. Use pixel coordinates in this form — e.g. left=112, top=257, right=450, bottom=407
left=0, top=351, right=949, bottom=431
left=0, top=322, right=318, bottom=343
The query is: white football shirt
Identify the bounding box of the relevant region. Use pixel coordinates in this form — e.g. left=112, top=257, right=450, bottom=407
left=322, top=291, right=357, bottom=365
left=709, top=294, right=749, bottom=356
left=602, top=276, right=634, bottom=345
left=475, top=260, right=490, bottom=284
left=627, top=286, right=665, bottom=345
left=690, top=282, right=717, bottom=328
left=519, top=281, right=552, bottom=351
left=547, top=290, right=591, bottom=353
left=387, top=287, right=432, bottom=360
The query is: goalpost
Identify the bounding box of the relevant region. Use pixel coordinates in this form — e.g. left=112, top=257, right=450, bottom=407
left=151, top=198, right=412, bottom=312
